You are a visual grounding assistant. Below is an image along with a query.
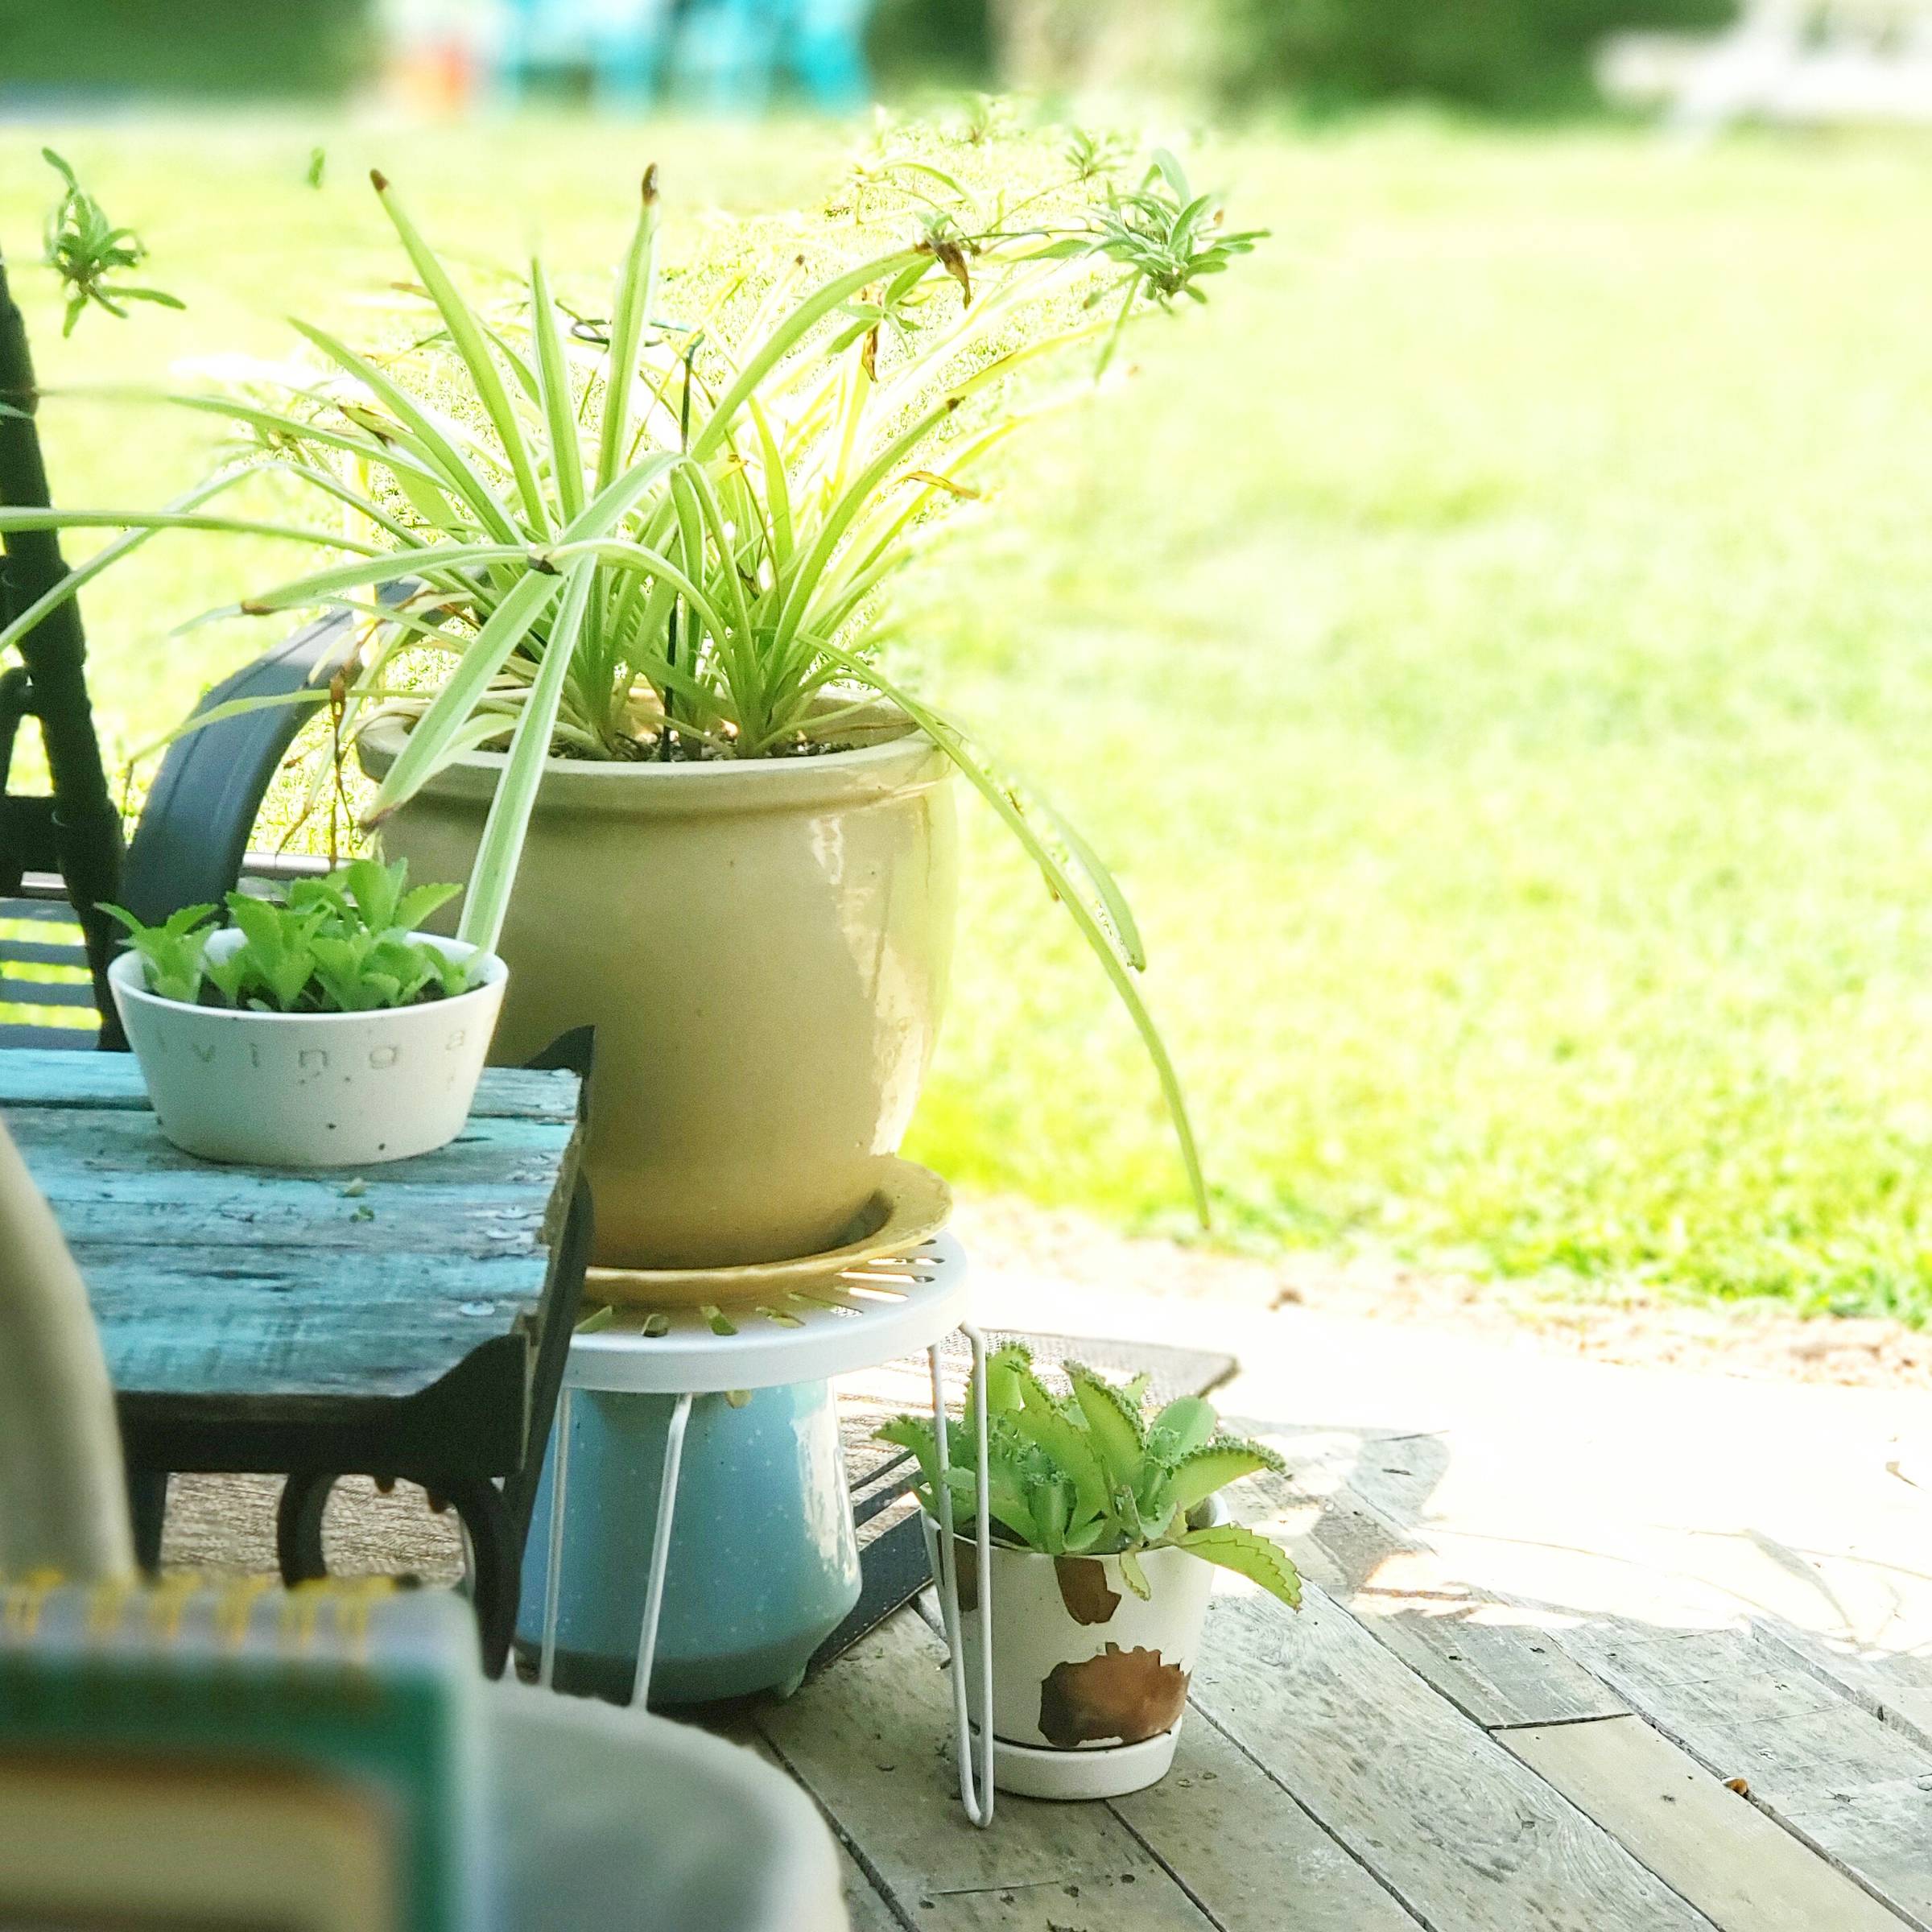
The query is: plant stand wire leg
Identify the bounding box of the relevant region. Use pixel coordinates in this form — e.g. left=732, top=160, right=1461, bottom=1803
left=930, top=1326, right=993, bottom=1827
left=538, top=1385, right=572, bottom=1689
left=630, top=1390, right=694, bottom=1710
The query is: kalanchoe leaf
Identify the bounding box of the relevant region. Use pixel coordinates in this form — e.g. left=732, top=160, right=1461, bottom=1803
left=1172, top=1523, right=1302, bottom=1612
left=1162, top=1441, right=1286, bottom=1529
left=983, top=1341, right=1033, bottom=1416
left=1066, top=1360, right=1146, bottom=1490
left=1146, top=1395, right=1216, bottom=1463
left=1118, top=1549, right=1151, bottom=1601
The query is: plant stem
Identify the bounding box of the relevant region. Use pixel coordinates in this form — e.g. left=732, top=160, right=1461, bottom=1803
left=0, top=251, right=122, bottom=1017
left=660, top=332, right=699, bottom=762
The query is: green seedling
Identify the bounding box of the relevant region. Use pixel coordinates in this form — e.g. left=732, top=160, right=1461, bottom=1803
left=103, top=857, right=475, bottom=1014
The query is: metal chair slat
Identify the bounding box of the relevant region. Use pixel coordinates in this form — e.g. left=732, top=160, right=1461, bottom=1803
left=0, top=976, right=95, bottom=1009
left=0, top=935, right=90, bottom=969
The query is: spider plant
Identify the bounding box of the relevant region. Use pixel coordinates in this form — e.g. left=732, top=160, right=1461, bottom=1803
left=0, top=122, right=1261, bottom=1225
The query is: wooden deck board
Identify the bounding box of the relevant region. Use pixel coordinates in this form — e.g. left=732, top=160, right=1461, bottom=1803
left=1550, top=1620, right=1932, bottom=1928
left=1187, top=1583, right=1721, bottom=1930
left=1261, top=1465, right=1633, bottom=1730
left=1501, top=1715, right=1911, bottom=1932
left=758, top=1612, right=1219, bottom=1931
left=1109, top=1708, right=1425, bottom=1931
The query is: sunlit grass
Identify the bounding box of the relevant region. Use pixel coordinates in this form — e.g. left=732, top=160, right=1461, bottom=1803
left=11, top=112, right=1932, bottom=1316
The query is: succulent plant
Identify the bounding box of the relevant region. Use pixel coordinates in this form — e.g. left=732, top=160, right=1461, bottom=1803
left=880, top=1344, right=1302, bottom=1608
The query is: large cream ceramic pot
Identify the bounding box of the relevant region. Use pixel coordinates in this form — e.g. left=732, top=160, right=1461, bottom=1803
left=359, top=711, right=957, bottom=1272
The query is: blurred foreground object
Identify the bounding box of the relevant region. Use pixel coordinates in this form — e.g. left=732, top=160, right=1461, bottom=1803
left=1602, top=0, right=1932, bottom=127
left=0, top=1583, right=484, bottom=1932
left=0, top=1111, right=132, bottom=1583
left=0, top=1097, right=844, bottom=1929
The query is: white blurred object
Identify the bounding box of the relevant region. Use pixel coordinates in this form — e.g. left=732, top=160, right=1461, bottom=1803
left=1602, top=0, right=1932, bottom=130
left=489, top=1684, right=848, bottom=1932
left=0, top=1118, right=134, bottom=1583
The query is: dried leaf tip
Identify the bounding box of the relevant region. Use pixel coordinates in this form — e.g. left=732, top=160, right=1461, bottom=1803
left=642, top=163, right=659, bottom=205
left=369, top=168, right=390, bottom=193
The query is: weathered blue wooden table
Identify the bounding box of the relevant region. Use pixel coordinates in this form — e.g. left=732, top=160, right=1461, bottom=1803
left=0, top=1044, right=590, bottom=1674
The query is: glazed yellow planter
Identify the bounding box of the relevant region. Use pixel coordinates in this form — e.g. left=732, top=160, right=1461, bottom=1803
left=359, top=712, right=957, bottom=1272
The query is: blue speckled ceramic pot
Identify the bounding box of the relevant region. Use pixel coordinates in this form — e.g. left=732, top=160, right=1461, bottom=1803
left=514, top=1381, right=860, bottom=1704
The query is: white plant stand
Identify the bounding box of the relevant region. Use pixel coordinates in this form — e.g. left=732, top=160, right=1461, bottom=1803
left=535, top=1231, right=996, bottom=1826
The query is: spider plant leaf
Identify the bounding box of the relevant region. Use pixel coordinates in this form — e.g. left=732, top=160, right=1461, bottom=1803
left=0, top=467, right=251, bottom=659
left=372, top=173, right=550, bottom=532
left=287, top=318, right=522, bottom=543
left=126, top=687, right=332, bottom=763
left=457, top=558, right=597, bottom=953
left=767, top=392, right=960, bottom=663
left=262, top=457, right=431, bottom=551
left=224, top=542, right=539, bottom=617
left=1011, top=777, right=1145, bottom=971
left=367, top=568, right=568, bottom=815
left=529, top=258, right=585, bottom=523
left=595, top=166, right=663, bottom=497
left=811, top=648, right=1209, bottom=1226
left=691, top=248, right=930, bottom=463
left=0, top=507, right=385, bottom=556
left=746, top=395, right=792, bottom=566
left=160, top=393, right=451, bottom=493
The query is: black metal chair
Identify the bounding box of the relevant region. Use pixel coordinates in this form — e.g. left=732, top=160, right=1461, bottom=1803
left=0, top=609, right=356, bottom=1048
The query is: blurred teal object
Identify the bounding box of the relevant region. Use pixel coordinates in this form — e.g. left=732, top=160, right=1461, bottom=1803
left=516, top=1380, right=860, bottom=1703
left=497, top=0, right=677, bottom=105
left=493, top=0, right=875, bottom=109
left=670, top=0, right=874, bottom=109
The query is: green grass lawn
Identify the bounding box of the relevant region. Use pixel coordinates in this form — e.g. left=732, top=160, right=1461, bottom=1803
left=11, top=110, right=1932, bottom=1319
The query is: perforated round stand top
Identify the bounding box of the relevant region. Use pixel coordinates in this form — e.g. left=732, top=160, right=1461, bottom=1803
left=564, top=1232, right=970, bottom=1394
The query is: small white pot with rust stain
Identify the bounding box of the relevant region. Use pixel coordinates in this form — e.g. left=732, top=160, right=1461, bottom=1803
left=108, top=931, right=506, bottom=1168
left=926, top=1501, right=1224, bottom=1801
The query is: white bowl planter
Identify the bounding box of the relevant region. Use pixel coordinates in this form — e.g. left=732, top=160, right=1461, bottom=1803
left=926, top=1501, right=1224, bottom=1801
left=107, top=931, right=507, bottom=1169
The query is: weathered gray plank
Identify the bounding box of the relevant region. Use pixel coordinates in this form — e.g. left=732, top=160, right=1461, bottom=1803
left=1502, top=1715, right=1909, bottom=1932
left=0, top=1049, right=577, bottom=1121
left=1757, top=1620, right=1932, bottom=1756
left=1191, top=1582, right=1720, bottom=1931
left=6, top=1105, right=575, bottom=1195
left=31, top=1189, right=551, bottom=1256
left=1111, top=1708, right=1424, bottom=1931
left=1551, top=1620, right=1932, bottom=1929
left=758, top=1609, right=1218, bottom=1932
left=78, top=1247, right=551, bottom=1400
left=1263, top=1469, right=1630, bottom=1729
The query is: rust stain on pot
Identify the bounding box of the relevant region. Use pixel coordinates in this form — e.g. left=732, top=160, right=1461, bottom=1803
left=1053, top=1556, right=1121, bottom=1625
left=1038, top=1644, right=1190, bottom=1748
left=950, top=1538, right=978, bottom=1613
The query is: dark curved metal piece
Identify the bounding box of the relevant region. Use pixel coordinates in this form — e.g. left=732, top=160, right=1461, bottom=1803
left=114, top=607, right=359, bottom=928
left=0, top=256, right=122, bottom=1010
